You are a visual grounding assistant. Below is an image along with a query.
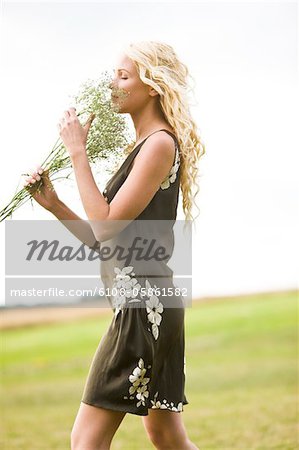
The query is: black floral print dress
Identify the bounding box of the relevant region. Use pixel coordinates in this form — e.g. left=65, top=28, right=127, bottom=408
left=81, top=129, right=189, bottom=416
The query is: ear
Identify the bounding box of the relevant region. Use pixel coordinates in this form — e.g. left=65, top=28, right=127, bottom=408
left=149, top=86, right=159, bottom=97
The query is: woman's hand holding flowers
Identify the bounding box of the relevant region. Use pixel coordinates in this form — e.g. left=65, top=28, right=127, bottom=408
left=57, top=107, right=95, bottom=160
left=23, top=167, right=60, bottom=211
left=22, top=108, right=95, bottom=213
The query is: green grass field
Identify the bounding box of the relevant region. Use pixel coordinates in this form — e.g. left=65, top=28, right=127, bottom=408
left=1, top=291, right=298, bottom=449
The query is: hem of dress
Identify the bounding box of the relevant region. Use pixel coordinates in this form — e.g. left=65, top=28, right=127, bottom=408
left=81, top=399, right=189, bottom=417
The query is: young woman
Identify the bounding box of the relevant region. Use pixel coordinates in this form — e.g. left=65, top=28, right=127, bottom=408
left=24, top=41, right=204, bottom=450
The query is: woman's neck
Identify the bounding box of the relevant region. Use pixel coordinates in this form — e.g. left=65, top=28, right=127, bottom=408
left=130, top=102, right=171, bottom=144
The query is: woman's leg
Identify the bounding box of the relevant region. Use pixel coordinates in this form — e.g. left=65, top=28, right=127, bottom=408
left=71, top=402, right=126, bottom=450
left=142, top=409, right=199, bottom=450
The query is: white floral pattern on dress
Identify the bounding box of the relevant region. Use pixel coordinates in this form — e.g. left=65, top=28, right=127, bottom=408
left=150, top=391, right=183, bottom=412
left=145, top=279, right=164, bottom=340
left=124, top=358, right=151, bottom=407
left=160, top=144, right=180, bottom=190
left=111, top=265, right=142, bottom=317
left=111, top=266, right=165, bottom=340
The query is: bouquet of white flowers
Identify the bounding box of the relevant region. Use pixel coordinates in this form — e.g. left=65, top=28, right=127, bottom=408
left=0, top=71, right=131, bottom=222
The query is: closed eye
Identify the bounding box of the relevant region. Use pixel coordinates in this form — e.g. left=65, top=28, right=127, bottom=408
left=113, top=68, right=129, bottom=80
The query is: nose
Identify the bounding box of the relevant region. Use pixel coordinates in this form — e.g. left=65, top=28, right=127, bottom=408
left=109, top=79, right=117, bottom=90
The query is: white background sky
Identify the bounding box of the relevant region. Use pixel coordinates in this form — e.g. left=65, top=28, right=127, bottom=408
left=0, top=0, right=298, bottom=304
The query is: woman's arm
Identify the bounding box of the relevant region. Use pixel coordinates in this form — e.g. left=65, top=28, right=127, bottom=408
left=58, top=107, right=176, bottom=241
left=49, top=200, right=101, bottom=250
left=70, top=131, right=176, bottom=241
left=24, top=169, right=101, bottom=250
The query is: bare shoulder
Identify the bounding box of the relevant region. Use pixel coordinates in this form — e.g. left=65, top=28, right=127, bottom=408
left=105, top=129, right=177, bottom=223
left=134, top=130, right=176, bottom=167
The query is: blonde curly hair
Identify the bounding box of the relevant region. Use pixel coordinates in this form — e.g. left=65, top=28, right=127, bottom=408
left=123, top=40, right=206, bottom=224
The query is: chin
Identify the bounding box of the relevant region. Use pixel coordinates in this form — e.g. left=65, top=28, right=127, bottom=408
left=117, top=106, right=129, bottom=114
left=112, top=101, right=127, bottom=114
left=115, top=108, right=125, bottom=114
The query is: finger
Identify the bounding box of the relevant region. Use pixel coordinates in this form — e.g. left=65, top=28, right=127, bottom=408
left=89, top=113, right=96, bottom=123
left=30, top=170, right=41, bottom=181
left=23, top=174, right=36, bottom=187
left=68, top=107, right=77, bottom=118
left=27, top=177, right=36, bottom=184
left=63, top=110, right=70, bottom=119
left=58, top=115, right=66, bottom=133
left=43, top=174, right=53, bottom=190
left=58, top=116, right=66, bottom=130
left=84, top=113, right=96, bottom=132
left=27, top=167, right=40, bottom=180
left=41, top=168, right=50, bottom=180
left=23, top=179, right=35, bottom=187
left=36, top=166, right=44, bottom=175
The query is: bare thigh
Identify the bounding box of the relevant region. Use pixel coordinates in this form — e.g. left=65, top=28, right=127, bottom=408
left=142, top=409, right=193, bottom=449
left=71, top=402, right=126, bottom=450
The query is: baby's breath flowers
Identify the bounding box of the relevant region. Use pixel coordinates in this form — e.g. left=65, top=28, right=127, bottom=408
left=0, top=71, right=131, bottom=222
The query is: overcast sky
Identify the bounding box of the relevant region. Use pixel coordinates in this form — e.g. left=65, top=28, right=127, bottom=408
left=0, top=1, right=298, bottom=305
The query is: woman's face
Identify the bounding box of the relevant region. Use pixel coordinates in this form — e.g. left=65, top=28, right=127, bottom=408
left=110, top=53, right=157, bottom=114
